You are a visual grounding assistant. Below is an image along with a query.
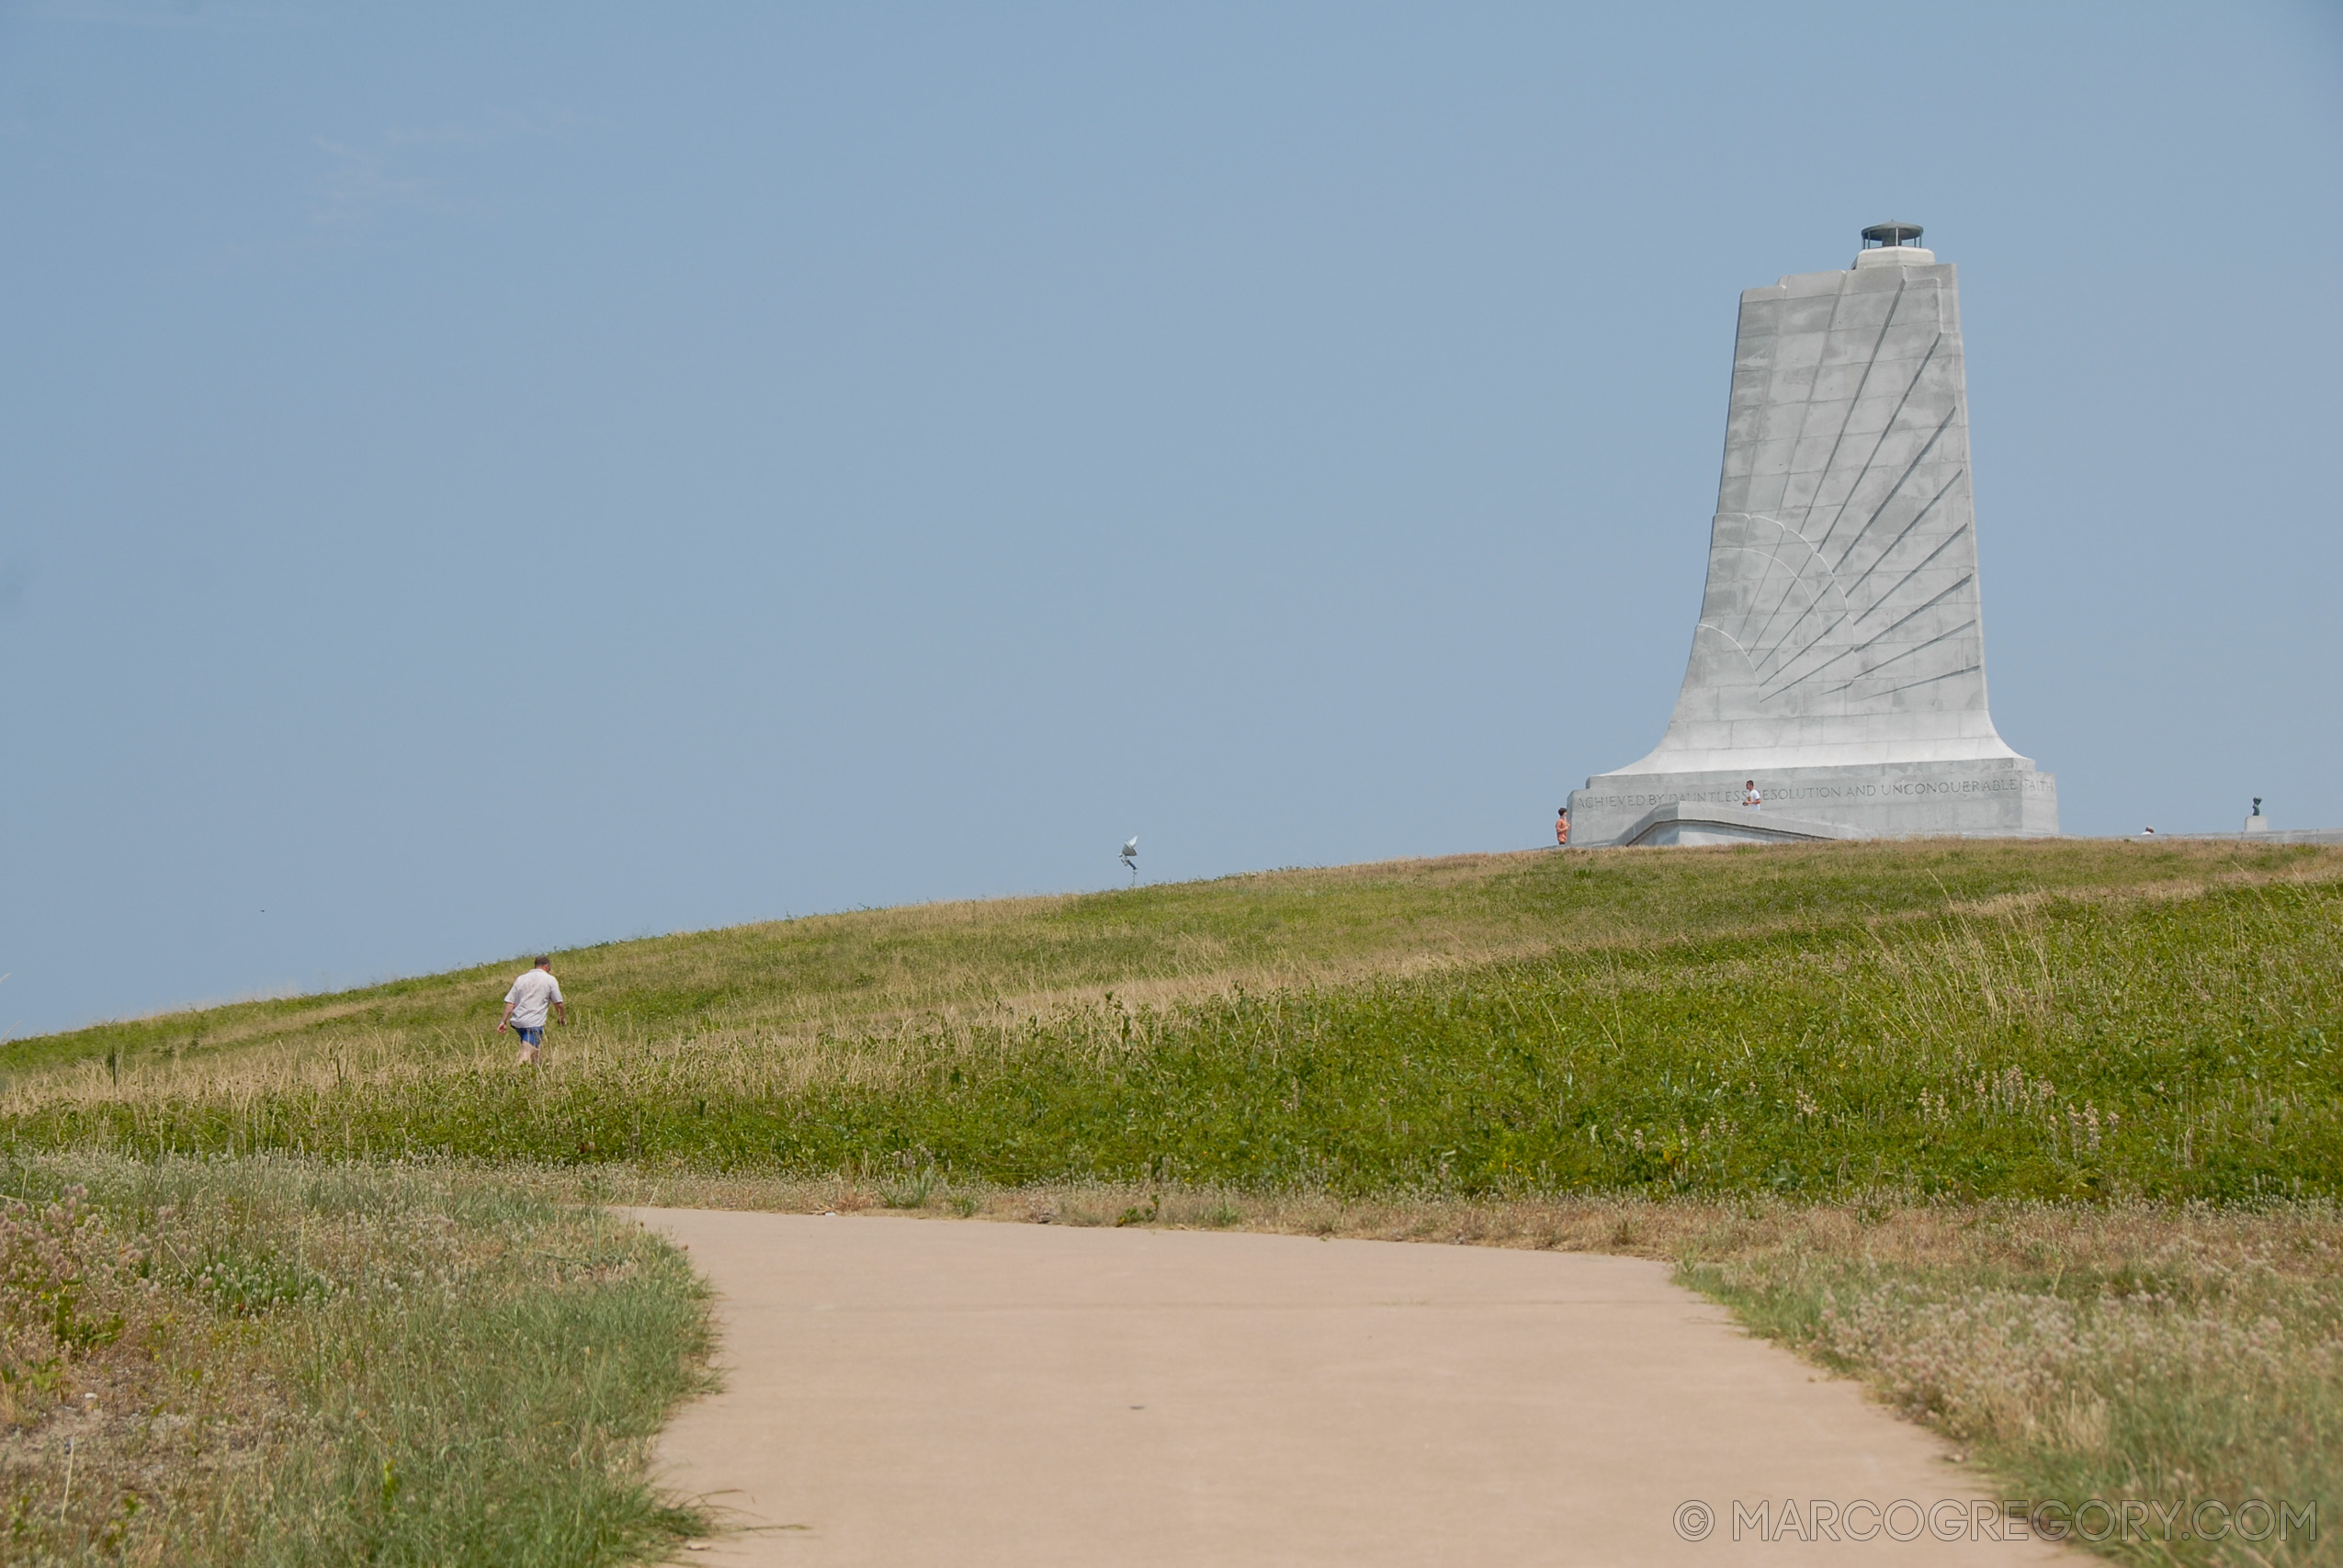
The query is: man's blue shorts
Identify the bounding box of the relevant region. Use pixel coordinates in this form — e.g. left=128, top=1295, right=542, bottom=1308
left=514, top=1025, right=545, bottom=1046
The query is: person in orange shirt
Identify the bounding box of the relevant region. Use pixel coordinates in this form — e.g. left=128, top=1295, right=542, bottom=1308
left=1555, top=807, right=1569, bottom=846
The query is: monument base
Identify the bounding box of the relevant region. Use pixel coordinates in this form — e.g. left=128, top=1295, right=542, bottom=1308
left=1569, top=756, right=2058, bottom=848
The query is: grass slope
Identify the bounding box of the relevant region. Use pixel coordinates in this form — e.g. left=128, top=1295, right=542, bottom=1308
left=7, top=837, right=2343, bottom=1565
left=6, top=839, right=2340, bottom=1201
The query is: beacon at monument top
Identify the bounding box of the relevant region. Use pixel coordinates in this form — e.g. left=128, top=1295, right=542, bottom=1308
left=1568, top=224, right=2058, bottom=847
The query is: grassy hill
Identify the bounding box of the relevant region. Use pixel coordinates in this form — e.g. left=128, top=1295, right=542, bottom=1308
left=8, top=836, right=2343, bottom=1565
left=9, top=837, right=2340, bottom=1200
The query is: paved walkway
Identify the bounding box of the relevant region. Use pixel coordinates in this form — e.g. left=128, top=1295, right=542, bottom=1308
left=623, top=1209, right=2066, bottom=1566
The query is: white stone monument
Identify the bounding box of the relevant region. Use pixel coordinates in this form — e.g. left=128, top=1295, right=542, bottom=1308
left=1571, top=223, right=2058, bottom=847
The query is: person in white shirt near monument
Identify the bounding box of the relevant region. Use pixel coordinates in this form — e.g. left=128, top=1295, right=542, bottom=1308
left=1743, top=781, right=1761, bottom=810
left=500, top=955, right=567, bottom=1066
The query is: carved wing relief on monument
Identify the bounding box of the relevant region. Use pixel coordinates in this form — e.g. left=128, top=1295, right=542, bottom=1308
left=1675, top=267, right=1993, bottom=729
left=1583, top=234, right=2047, bottom=830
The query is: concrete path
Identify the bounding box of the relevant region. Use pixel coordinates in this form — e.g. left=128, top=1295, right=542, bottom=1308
left=625, top=1209, right=2066, bottom=1566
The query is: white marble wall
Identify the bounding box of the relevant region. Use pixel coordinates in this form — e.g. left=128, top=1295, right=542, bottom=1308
left=1579, top=241, right=2057, bottom=841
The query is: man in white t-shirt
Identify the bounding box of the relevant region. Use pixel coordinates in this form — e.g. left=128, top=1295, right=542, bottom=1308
left=1743, top=780, right=1762, bottom=809
left=500, top=956, right=567, bottom=1065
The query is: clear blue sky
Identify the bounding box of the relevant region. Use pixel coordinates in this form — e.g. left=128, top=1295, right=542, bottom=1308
left=4, top=2, right=2338, bottom=1039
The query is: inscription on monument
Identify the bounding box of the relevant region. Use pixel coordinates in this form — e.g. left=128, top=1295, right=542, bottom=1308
left=1582, top=773, right=2054, bottom=815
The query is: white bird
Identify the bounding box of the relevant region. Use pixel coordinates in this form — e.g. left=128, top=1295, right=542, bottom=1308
left=1120, top=837, right=1139, bottom=883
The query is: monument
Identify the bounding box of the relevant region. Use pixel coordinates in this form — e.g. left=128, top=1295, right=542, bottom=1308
left=1570, top=223, right=2058, bottom=847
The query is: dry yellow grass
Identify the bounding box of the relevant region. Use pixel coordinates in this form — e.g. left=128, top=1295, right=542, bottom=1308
left=0, top=1153, right=708, bottom=1566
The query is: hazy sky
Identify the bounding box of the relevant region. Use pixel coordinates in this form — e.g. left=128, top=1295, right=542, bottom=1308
left=4, top=2, right=2338, bottom=1039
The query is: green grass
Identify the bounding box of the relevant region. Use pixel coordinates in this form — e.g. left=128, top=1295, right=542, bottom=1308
left=7, top=836, right=2343, bottom=1565
left=9, top=837, right=2315, bottom=1078
left=8, top=840, right=2338, bottom=1201
left=0, top=1152, right=709, bottom=1565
